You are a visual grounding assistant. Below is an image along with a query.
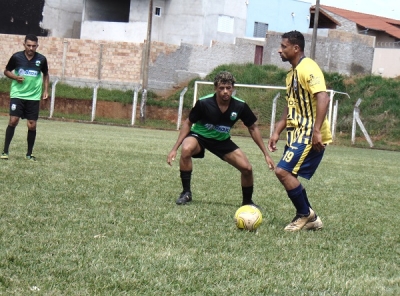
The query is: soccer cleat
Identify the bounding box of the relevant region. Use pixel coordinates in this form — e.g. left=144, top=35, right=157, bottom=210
left=1, top=152, right=9, bottom=160
left=304, top=215, right=323, bottom=231
left=176, top=191, right=192, bottom=205
left=284, top=208, right=316, bottom=232
left=26, top=155, right=37, bottom=161
left=242, top=201, right=261, bottom=211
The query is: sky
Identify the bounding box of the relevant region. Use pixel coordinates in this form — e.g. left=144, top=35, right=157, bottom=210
left=310, top=0, right=399, bottom=20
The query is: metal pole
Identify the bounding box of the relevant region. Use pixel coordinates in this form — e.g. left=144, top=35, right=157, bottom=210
left=91, top=83, right=99, bottom=122
left=310, top=0, right=320, bottom=60
left=140, top=0, right=153, bottom=123
left=131, top=86, right=139, bottom=126
left=177, top=87, right=188, bottom=130
left=49, top=78, right=59, bottom=118
left=270, top=92, right=280, bottom=138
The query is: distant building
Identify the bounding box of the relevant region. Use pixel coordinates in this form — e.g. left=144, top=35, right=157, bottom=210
left=2, top=0, right=314, bottom=45
left=311, top=5, right=400, bottom=46
left=310, top=5, right=400, bottom=77
left=245, top=0, right=311, bottom=39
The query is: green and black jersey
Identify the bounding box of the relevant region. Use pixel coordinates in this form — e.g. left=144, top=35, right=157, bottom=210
left=189, top=93, right=257, bottom=141
left=6, top=51, right=48, bottom=101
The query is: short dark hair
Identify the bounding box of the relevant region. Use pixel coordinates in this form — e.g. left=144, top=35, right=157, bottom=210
left=25, top=34, right=38, bottom=43
left=282, top=30, right=305, bottom=51
left=214, top=71, right=236, bottom=87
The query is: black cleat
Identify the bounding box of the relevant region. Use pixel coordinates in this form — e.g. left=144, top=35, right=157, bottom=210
left=176, top=191, right=192, bottom=205
left=242, top=201, right=261, bottom=211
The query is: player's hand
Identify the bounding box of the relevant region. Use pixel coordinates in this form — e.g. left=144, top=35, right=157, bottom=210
left=167, top=150, right=177, bottom=166
left=312, top=130, right=325, bottom=152
left=265, top=155, right=275, bottom=170
left=42, top=91, right=49, bottom=100
left=16, top=76, right=24, bottom=83
left=268, top=134, right=279, bottom=152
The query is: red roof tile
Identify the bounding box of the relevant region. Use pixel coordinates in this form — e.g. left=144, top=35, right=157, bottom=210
left=319, top=5, right=400, bottom=39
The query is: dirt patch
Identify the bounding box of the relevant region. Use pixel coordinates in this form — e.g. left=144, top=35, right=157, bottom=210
left=0, top=92, right=187, bottom=122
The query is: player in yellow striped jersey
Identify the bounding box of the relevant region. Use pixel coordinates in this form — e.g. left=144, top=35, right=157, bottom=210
left=268, top=30, right=332, bottom=232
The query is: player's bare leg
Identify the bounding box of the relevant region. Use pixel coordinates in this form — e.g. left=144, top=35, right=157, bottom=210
left=224, top=149, right=257, bottom=207
left=176, top=137, right=201, bottom=205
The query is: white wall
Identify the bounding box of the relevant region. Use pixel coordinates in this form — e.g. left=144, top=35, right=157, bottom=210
left=80, top=0, right=247, bottom=45
left=42, top=0, right=83, bottom=38
left=372, top=48, right=400, bottom=78
left=80, top=22, right=148, bottom=43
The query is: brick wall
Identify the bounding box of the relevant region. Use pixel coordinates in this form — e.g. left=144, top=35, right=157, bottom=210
left=0, top=34, right=152, bottom=90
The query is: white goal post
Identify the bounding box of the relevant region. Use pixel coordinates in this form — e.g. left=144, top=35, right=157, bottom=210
left=187, top=81, right=342, bottom=138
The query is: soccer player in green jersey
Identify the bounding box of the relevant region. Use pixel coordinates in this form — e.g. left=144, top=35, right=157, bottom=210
left=1, top=34, right=49, bottom=161
left=167, top=71, right=275, bottom=207
left=268, top=31, right=332, bottom=232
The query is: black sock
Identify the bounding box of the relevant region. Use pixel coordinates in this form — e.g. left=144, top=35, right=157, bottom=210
left=3, top=125, right=16, bottom=154
left=180, top=170, right=192, bottom=193
left=242, top=186, right=254, bottom=205
left=27, top=130, right=36, bottom=156
left=302, top=188, right=317, bottom=220
left=302, top=188, right=312, bottom=209
left=287, top=184, right=309, bottom=216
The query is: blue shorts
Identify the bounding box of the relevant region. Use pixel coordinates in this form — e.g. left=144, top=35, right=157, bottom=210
left=277, top=143, right=325, bottom=180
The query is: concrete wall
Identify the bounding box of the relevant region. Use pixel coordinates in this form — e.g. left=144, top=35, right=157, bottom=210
left=264, top=30, right=375, bottom=76
left=1, top=30, right=394, bottom=98
left=0, top=34, right=260, bottom=94
left=372, top=48, right=400, bottom=77
left=41, top=0, right=83, bottom=38
left=80, top=0, right=247, bottom=46
left=246, top=0, right=311, bottom=37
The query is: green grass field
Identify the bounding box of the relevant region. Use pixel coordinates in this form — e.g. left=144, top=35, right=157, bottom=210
left=0, top=116, right=399, bottom=295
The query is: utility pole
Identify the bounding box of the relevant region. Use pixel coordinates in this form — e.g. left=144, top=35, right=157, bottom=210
left=140, top=0, right=153, bottom=123
left=310, top=0, right=320, bottom=60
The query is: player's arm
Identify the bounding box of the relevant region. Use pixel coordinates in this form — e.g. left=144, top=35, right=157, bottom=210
left=247, top=123, right=275, bottom=170
left=167, top=118, right=193, bottom=166
left=42, top=72, right=50, bottom=100
left=268, top=106, right=288, bottom=152
left=4, top=56, right=24, bottom=83
left=312, top=91, right=330, bottom=152
left=4, top=68, right=24, bottom=83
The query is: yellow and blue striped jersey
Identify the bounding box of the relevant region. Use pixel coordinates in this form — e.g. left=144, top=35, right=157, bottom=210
left=285, top=57, right=332, bottom=146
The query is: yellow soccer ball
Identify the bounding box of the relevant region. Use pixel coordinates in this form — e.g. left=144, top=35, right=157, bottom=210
left=234, top=205, right=262, bottom=231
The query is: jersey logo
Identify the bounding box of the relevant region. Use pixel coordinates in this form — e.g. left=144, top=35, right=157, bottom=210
left=230, top=112, right=237, bottom=121
left=35, top=60, right=41, bottom=67
left=18, top=69, right=38, bottom=77
left=308, top=74, right=320, bottom=86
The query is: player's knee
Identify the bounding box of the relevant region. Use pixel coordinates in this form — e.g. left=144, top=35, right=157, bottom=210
left=180, top=145, right=194, bottom=159
left=275, top=167, right=288, bottom=180
left=240, top=163, right=253, bottom=176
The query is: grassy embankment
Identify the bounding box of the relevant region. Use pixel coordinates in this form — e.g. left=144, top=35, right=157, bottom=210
left=0, top=63, right=399, bottom=150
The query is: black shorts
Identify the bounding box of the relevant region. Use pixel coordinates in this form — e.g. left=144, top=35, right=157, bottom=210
left=9, top=98, right=40, bottom=120
left=188, top=132, right=239, bottom=160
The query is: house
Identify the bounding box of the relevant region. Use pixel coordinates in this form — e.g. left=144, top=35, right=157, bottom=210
left=312, top=5, right=400, bottom=45
left=309, top=5, right=400, bottom=77
left=39, top=0, right=313, bottom=45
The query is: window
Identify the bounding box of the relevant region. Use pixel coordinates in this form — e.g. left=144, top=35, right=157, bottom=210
left=84, top=0, right=130, bottom=22
left=218, top=15, right=234, bottom=34
left=155, top=7, right=161, bottom=17
left=253, top=22, right=268, bottom=38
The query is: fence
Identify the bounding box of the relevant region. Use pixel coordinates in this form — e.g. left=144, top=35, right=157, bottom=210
left=29, top=81, right=373, bottom=148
